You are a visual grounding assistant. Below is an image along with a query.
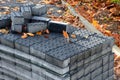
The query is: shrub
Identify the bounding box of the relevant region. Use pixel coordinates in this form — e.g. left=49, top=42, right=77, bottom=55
left=111, top=0, right=120, bottom=4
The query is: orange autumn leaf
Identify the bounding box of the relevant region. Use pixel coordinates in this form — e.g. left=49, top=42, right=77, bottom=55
left=36, top=31, right=42, bottom=35
left=27, top=33, right=34, bottom=37
left=104, top=30, right=111, bottom=36
left=92, top=19, right=99, bottom=27
left=63, top=30, right=69, bottom=38
left=21, top=33, right=28, bottom=39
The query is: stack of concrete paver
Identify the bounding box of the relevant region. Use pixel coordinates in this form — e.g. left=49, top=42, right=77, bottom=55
left=0, top=28, right=114, bottom=80
left=0, top=2, right=115, bottom=80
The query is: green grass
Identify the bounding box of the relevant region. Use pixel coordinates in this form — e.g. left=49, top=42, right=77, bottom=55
left=111, top=0, right=120, bottom=4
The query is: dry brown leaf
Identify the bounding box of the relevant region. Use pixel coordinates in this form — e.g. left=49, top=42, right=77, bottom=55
left=45, top=29, right=50, bottom=34
left=36, top=31, right=42, bottom=35
left=0, top=29, right=9, bottom=34
left=63, top=30, right=69, bottom=38
left=71, top=34, right=76, bottom=38
left=21, top=33, right=28, bottom=39
left=27, top=33, right=34, bottom=37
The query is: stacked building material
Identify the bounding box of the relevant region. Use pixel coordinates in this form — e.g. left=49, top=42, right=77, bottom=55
left=0, top=2, right=115, bottom=80
left=0, top=15, right=11, bottom=28
left=0, top=25, right=114, bottom=80
left=10, top=3, right=48, bottom=33
left=11, top=12, right=24, bottom=33
left=32, top=4, right=47, bottom=16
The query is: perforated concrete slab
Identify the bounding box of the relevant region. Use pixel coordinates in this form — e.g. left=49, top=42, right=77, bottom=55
left=15, top=33, right=62, bottom=53
left=30, top=37, right=69, bottom=59
left=0, top=34, right=21, bottom=48
left=46, top=43, right=86, bottom=68
left=0, top=15, right=11, bottom=28
left=0, top=10, right=115, bottom=80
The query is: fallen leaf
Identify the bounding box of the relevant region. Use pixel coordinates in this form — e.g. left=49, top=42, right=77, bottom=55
left=71, top=34, right=76, bottom=38
left=27, top=33, right=34, bottom=37
left=21, top=33, right=28, bottom=39
left=57, top=10, right=62, bottom=14
left=0, top=29, right=9, bottom=34
left=92, top=19, right=99, bottom=27
left=45, top=29, right=50, bottom=34
left=104, top=30, right=111, bottom=36
left=63, top=30, right=69, bottom=38
left=36, top=31, right=42, bottom=35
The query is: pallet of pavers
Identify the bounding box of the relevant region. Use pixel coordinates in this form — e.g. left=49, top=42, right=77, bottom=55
left=0, top=27, right=114, bottom=80
left=0, top=2, right=114, bottom=80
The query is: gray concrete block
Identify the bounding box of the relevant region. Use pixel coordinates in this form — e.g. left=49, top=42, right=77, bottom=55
left=84, top=50, right=91, bottom=59
left=15, top=35, right=48, bottom=53
left=11, top=24, right=23, bottom=33
left=48, top=21, right=69, bottom=33
left=32, top=72, right=46, bottom=80
left=15, top=60, right=31, bottom=71
left=30, top=47, right=46, bottom=59
left=69, top=62, right=77, bottom=71
left=31, top=64, right=70, bottom=80
left=84, top=73, right=90, bottom=80
left=31, top=16, right=50, bottom=24
left=32, top=4, right=47, bottom=16
left=90, top=52, right=101, bottom=61
left=11, top=12, right=24, bottom=25
left=46, top=76, right=54, bottom=80
left=103, top=63, right=109, bottom=72
left=30, top=55, right=69, bottom=75
left=109, top=53, right=114, bottom=62
left=90, top=57, right=102, bottom=72
left=15, top=42, right=30, bottom=54
left=84, top=56, right=91, bottom=64
left=23, top=2, right=35, bottom=7
left=109, top=61, right=114, bottom=69
left=77, top=51, right=84, bottom=62
left=78, top=76, right=84, bottom=80
left=101, top=47, right=111, bottom=55
left=77, top=60, right=84, bottom=68
left=93, top=74, right=102, bottom=80
left=66, top=25, right=79, bottom=34
left=90, top=60, right=96, bottom=72
left=84, top=63, right=91, bottom=75
left=46, top=43, right=84, bottom=68
left=109, top=68, right=114, bottom=77
left=0, top=51, right=15, bottom=62
left=27, top=22, right=47, bottom=33
left=102, top=71, right=108, bottom=80
left=14, top=49, right=31, bottom=62
left=30, top=37, right=67, bottom=59
left=1, top=59, right=16, bottom=71
left=70, top=72, right=78, bottom=80
left=0, top=34, right=20, bottom=48
left=105, top=75, right=114, bottom=80
left=20, top=6, right=32, bottom=19
left=70, top=55, right=77, bottom=65
left=46, top=54, right=70, bottom=68
left=102, top=53, right=109, bottom=65
left=0, top=67, right=17, bottom=79
left=15, top=65, right=32, bottom=79
left=91, top=67, right=102, bottom=80
left=0, top=15, right=11, bottom=28
left=77, top=66, right=84, bottom=79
